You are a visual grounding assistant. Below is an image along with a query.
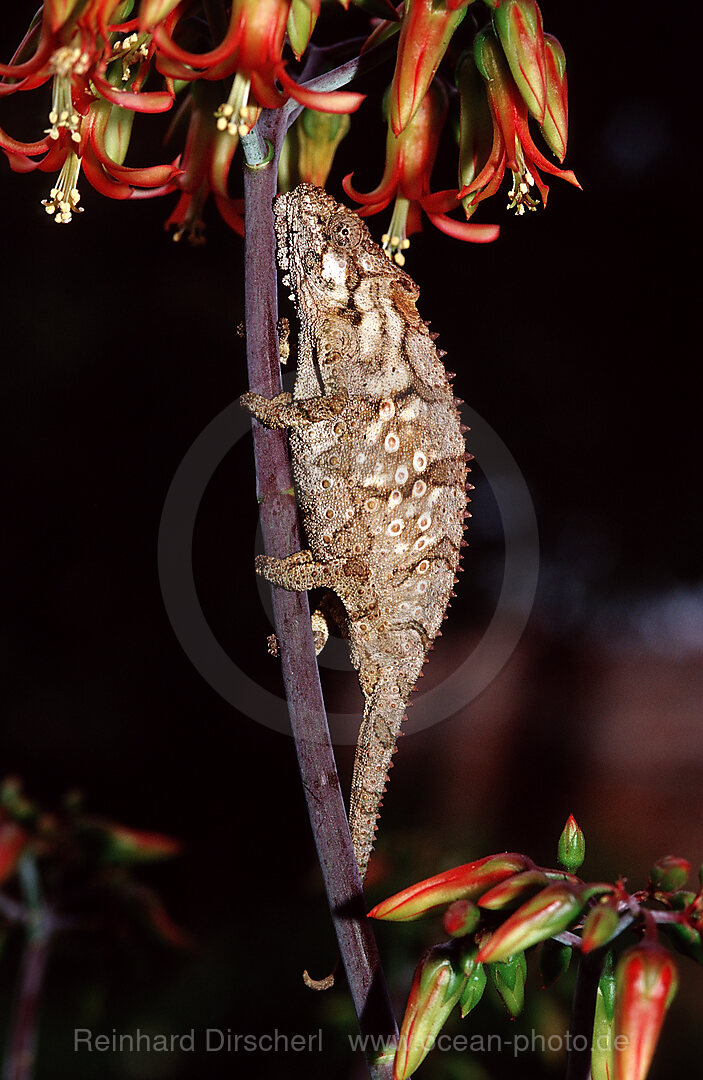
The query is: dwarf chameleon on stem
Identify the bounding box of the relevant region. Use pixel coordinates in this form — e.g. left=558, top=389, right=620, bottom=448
left=242, top=184, right=469, bottom=889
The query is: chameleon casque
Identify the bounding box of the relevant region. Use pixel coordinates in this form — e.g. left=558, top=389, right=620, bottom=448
left=242, top=184, right=468, bottom=885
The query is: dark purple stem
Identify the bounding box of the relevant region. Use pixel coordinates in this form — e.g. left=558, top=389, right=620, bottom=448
left=241, top=113, right=397, bottom=1078
left=2, top=858, right=51, bottom=1080
left=565, top=946, right=607, bottom=1080
left=2, top=934, right=49, bottom=1080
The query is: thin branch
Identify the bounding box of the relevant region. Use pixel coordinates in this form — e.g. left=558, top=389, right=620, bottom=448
left=241, top=115, right=397, bottom=1079
left=2, top=859, right=52, bottom=1080
left=565, top=946, right=607, bottom=1080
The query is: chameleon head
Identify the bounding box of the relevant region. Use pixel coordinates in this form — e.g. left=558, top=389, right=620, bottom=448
left=273, top=184, right=395, bottom=316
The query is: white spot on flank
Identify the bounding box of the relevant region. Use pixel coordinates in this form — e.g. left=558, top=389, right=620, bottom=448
left=395, top=465, right=409, bottom=485
left=413, top=451, right=428, bottom=472
left=389, top=490, right=402, bottom=508
left=385, top=432, right=400, bottom=453
left=417, top=560, right=429, bottom=574
left=379, top=399, right=395, bottom=419
left=388, top=519, right=404, bottom=536
left=418, top=513, right=432, bottom=531
left=412, top=479, right=427, bottom=498
left=399, top=405, right=417, bottom=422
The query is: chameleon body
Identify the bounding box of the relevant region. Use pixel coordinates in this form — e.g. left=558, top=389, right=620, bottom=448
left=242, top=185, right=467, bottom=883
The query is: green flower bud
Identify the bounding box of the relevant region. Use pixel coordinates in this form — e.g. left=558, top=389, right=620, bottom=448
left=541, top=33, right=568, bottom=162
left=492, top=0, right=547, bottom=122
left=287, top=0, right=318, bottom=61
left=479, top=869, right=550, bottom=910
left=455, top=49, right=493, bottom=200
left=558, top=814, right=585, bottom=872
left=591, top=954, right=616, bottom=1080
left=477, top=884, right=587, bottom=964
left=394, top=944, right=466, bottom=1080
left=459, top=956, right=487, bottom=1017
left=489, top=951, right=527, bottom=1017
left=443, top=899, right=481, bottom=937
left=649, top=855, right=690, bottom=894
left=581, top=901, right=620, bottom=954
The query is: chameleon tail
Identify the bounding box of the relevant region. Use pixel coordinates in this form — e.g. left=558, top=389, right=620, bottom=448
left=348, top=677, right=407, bottom=883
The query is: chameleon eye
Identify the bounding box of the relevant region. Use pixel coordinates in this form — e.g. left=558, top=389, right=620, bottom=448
left=326, top=211, right=362, bottom=250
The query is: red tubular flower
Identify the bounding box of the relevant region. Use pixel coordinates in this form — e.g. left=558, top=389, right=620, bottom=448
left=388, top=0, right=469, bottom=136
left=344, top=81, right=498, bottom=264
left=1, top=2, right=179, bottom=218
left=541, top=33, right=568, bottom=162
left=492, top=0, right=547, bottom=123
left=368, top=852, right=530, bottom=922
left=613, top=942, right=678, bottom=1080
left=460, top=28, right=579, bottom=217
left=165, top=85, right=245, bottom=243
left=78, top=816, right=182, bottom=862
left=0, top=822, right=29, bottom=885
left=152, top=0, right=363, bottom=114
left=477, top=883, right=589, bottom=963
left=394, top=945, right=466, bottom=1080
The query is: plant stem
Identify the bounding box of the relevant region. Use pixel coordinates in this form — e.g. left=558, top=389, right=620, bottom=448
left=241, top=113, right=397, bottom=1080
left=2, top=935, right=50, bottom=1080
left=565, top=947, right=607, bottom=1080
left=2, top=859, right=51, bottom=1080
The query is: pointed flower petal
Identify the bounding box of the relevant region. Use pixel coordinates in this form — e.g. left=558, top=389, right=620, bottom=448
left=388, top=0, right=467, bottom=136
left=541, top=33, right=568, bottom=161
left=477, top=883, right=587, bottom=963
left=368, top=853, right=531, bottom=922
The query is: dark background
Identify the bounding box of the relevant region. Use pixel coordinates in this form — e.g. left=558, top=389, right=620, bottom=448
left=1, top=1, right=700, bottom=1077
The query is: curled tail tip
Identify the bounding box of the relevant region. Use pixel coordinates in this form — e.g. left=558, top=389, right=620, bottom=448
left=302, top=968, right=336, bottom=991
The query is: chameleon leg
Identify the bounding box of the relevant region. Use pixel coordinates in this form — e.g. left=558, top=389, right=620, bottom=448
left=240, top=391, right=293, bottom=429
left=310, top=609, right=330, bottom=654
left=241, top=390, right=349, bottom=429
left=269, top=607, right=329, bottom=658
left=255, top=550, right=342, bottom=591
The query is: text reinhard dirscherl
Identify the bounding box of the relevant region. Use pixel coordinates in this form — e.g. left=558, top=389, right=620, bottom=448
left=73, top=1029, right=626, bottom=1056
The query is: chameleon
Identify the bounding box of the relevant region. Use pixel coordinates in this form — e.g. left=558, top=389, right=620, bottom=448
left=242, top=184, right=468, bottom=886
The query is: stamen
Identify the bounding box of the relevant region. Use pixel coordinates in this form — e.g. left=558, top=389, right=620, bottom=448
left=381, top=197, right=411, bottom=266
left=41, top=151, right=84, bottom=224
left=507, top=143, right=539, bottom=215
left=46, top=43, right=89, bottom=141
left=112, top=32, right=150, bottom=82
left=215, top=75, right=260, bottom=138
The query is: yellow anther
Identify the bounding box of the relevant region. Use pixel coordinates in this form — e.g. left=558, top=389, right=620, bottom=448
left=41, top=152, right=84, bottom=224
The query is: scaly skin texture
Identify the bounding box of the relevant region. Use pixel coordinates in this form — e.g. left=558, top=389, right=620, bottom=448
left=242, top=184, right=467, bottom=883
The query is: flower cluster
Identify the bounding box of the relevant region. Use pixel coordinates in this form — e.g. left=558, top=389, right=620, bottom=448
left=369, top=818, right=699, bottom=1080
left=0, top=775, right=189, bottom=948
left=0, top=0, right=577, bottom=247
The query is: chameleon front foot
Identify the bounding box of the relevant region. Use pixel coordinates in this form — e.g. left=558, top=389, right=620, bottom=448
left=240, top=390, right=293, bottom=429
left=255, top=551, right=341, bottom=591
